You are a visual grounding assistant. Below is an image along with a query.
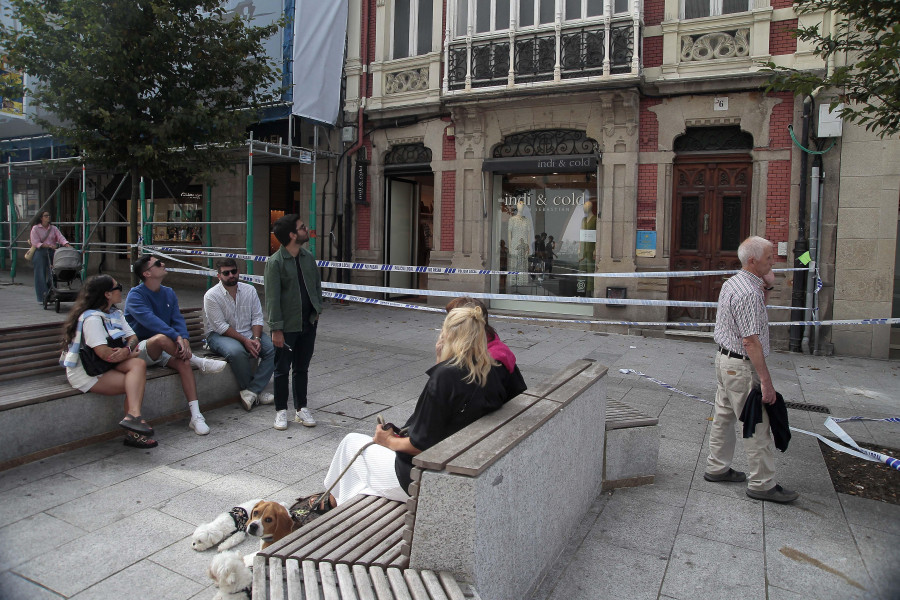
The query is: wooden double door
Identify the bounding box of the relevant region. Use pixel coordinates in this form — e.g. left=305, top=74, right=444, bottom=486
left=668, top=156, right=751, bottom=322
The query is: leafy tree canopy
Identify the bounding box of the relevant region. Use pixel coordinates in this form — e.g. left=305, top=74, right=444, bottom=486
left=0, top=0, right=283, bottom=178
left=763, top=0, right=900, bottom=137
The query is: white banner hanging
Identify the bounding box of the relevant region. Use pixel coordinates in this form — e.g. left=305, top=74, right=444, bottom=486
left=291, top=0, right=348, bottom=124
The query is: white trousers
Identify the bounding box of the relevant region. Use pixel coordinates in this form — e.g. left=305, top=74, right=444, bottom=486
left=324, top=433, right=410, bottom=506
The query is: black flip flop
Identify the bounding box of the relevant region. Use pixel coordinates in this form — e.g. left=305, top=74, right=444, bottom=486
left=119, top=414, right=154, bottom=436
left=123, top=431, right=158, bottom=449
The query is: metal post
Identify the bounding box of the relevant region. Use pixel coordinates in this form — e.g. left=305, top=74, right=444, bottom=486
left=80, top=162, right=88, bottom=280
left=246, top=133, right=254, bottom=275
left=140, top=177, right=147, bottom=251
left=789, top=96, right=812, bottom=352
left=310, top=126, right=318, bottom=258
left=206, top=184, right=213, bottom=288
left=0, top=166, right=6, bottom=271
left=8, top=160, right=15, bottom=281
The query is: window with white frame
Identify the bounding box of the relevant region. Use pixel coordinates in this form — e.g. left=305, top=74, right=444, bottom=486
left=393, top=0, right=434, bottom=58
left=682, top=0, right=751, bottom=19
left=454, top=0, right=627, bottom=36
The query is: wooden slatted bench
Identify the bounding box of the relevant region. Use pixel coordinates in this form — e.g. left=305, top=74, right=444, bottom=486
left=255, top=359, right=609, bottom=600
left=602, top=399, right=660, bottom=490
left=0, top=307, right=239, bottom=468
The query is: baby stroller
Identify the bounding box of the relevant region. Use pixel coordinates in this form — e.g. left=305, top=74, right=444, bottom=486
left=44, top=246, right=83, bottom=312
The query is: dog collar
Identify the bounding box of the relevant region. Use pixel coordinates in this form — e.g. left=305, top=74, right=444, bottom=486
left=230, top=506, right=249, bottom=531
left=240, top=586, right=252, bottom=598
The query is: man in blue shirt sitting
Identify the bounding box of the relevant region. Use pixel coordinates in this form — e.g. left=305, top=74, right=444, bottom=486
left=125, top=255, right=227, bottom=435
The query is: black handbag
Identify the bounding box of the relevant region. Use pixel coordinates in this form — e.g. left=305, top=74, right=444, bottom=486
left=79, top=336, right=126, bottom=377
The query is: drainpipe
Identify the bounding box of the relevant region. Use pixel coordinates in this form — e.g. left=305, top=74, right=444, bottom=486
left=802, top=163, right=820, bottom=354
left=788, top=96, right=811, bottom=353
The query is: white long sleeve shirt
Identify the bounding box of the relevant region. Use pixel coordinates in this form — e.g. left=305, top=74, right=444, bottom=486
left=203, top=281, right=264, bottom=339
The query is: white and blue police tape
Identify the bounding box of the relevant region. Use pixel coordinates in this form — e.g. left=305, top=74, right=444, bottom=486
left=618, top=369, right=899, bottom=471
left=145, top=244, right=808, bottom=280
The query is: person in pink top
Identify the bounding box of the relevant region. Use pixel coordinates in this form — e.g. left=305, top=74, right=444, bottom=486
left=29, top=210, right=70, bottom=303
left=442, top=296, right=527, bottom=400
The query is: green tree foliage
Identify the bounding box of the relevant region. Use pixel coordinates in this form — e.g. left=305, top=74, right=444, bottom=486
left=0, top=0, right=282, bottom=267
left=763, top=0, right=900, bottom=137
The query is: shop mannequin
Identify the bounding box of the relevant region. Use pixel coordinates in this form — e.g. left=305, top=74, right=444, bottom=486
left=577, top=200, right=596, bottom=295
left=507, top=200, right=533, bottom=287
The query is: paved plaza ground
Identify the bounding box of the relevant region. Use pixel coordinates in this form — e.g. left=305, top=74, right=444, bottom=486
left=0, top=269, right=898, bottom=599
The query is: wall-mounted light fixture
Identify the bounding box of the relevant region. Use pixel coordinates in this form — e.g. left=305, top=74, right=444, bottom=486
left=445, top=125, right=455, bottom=140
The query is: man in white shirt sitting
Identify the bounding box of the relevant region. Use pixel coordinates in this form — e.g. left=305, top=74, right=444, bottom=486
left=203, top=258, right=276, bottom=411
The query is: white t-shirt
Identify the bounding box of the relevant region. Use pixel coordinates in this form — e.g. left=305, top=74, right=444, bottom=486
left=82, top=310, right=135, bottom=348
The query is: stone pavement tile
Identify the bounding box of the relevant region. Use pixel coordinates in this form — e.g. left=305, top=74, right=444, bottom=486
left=47, top=469, right=195, bottom=533
left=243, top=451, right=322, bottom=485
left=172, top=441, right=274, bottom=479
left=68, top=559, right=205, bottom=600
left=270, top=469, right=330, bottom=503
left=12, top=508, right=192, bottom=598
left=236, top=421, right=331, bottom=455
left=150, top=534, right=258, bottom=585
left=0, top=473, right=98, bottom=529
left=0, top=440, right=121, bottom=494
left=764, top=526, right=876, bottom=600
left=762, top=492, right=849, bottom=540
left=585, top=492, right=681, bottom=557
left=157, top=471, right=286, bottom=526
left=678, top=489, right=763, bottom=552
left=289, top=430, right=346, bottom=469
left=658, top=435, right=705, bottom=470
left=859, top=418, right=900, bottom=446
left=848, top=522, right=900, bottom=599
left=0, top=571, right=63, bottom=599
left=188, top=584, right=216, bottom=599
left=766, top=584, right=821, bottom=599
left=613, top=471, right=692, bottom=509
left=0, top=513, right=85, bottom=572
left=319, top=397, right=390, bottom=420
left=656, top=412, right=710, bottom=445
left=660, top=533, right=765, bottom=600
left=61, top=442, right=197, bottom=488
left=838, top=494, right=900, bottom=537
left=546, top=538, right=667, bottom=600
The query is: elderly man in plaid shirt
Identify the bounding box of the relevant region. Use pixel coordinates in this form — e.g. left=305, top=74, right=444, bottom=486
left=704, top=236, right=798, bottom=504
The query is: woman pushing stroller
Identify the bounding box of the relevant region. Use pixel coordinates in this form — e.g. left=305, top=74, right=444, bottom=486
left=29, top=211, right=71, bottom=304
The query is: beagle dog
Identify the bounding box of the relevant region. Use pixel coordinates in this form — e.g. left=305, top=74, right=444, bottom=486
left=245, top=500, right=297, bottom=550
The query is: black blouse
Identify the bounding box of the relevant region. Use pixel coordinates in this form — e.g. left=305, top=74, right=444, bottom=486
left=395, top=360, right=515, bottom=492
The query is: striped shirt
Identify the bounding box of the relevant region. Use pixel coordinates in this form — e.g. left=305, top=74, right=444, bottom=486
left=30, top=224, right=68, bottom=248
left=203, top=281, right=264, bottom=339
left=714, top=269, right=769, bottom=357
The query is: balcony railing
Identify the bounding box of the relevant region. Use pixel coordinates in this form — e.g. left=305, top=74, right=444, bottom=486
left=445, top=18, right=640, bottom=93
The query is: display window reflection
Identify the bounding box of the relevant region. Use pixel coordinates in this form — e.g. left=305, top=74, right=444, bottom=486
left=492, top=171, right=597, bottom=315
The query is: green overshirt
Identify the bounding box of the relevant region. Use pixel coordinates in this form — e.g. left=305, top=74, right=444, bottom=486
left=264, top=245, right=323, bottom=332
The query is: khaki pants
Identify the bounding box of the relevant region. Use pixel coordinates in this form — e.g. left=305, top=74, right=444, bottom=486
left=706, top=352, right=776, bottom=492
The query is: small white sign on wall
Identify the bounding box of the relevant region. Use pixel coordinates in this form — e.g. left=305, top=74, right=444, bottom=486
left=714, top=97, right=728, bottom=111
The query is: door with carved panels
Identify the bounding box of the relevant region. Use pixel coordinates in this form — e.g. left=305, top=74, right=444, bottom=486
left=669, top=156, right=751, bottom=322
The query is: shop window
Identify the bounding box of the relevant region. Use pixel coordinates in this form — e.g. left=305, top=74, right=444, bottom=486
left=394, top=0, right=434, bottom=58
left=682, top=0, right=751, bottom=19
left=151, top=184, right=204, bottom=245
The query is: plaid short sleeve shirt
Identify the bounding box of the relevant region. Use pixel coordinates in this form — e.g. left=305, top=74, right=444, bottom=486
left=713, top=269, right=770, bottom=357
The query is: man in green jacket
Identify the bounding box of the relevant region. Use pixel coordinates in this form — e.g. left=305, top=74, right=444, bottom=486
left=265, top=214, right=323, bottom=431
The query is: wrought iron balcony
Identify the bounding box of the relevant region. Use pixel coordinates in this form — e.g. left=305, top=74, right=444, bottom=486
left=445, top=19, right=639, bottom=92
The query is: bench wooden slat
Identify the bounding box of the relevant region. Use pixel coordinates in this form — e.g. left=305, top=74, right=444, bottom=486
left=403, top=569, right=431, bottom=600
left=253, top=554, right=268, bottom=600
left=352, top=564, right=377, bottom=600
left=419, top=571, right=450, bottom=600
left=369, top=566, right=394, bottom=600
left=412, top=393, right=543, bottom=471
left=311, top=501, right=404, bottom=563
left=321, top=503, right=406, bottom=564
left=0, top=365, right=61, bottom=382
left=294, top=499, right=391, bottom=561
left=360, top=528, right=407, bottom=568
left=437, top=572, right=466, bottom=600
left=387, top=567, right=414, bottom=600
left=526, top=358, right=593, bottom=397
left=335, top=564, right=359, bottom=600
left=266, top=495, right=376, bottom=559
left=270, top=558, right=286, bottom=600
left=319, top=562, right=340, bottom=600
left=544, top=362, right=607, bottom=406
left=286, top=559, right=302, bottom=600
left=605, top=399, right=658, bottom=430
left=302, top=561, right=322, bottom=600
left=445, top=399, right=560, bottom=476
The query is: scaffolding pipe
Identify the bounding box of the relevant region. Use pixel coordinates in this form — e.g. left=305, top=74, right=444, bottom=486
left=80, top=161, right=89, bottom=279
left=140, top=177, right=148, bottom=249
left=310, top=125, right=318, bottom=258
left=83, top=176, right=129, bottom=248
left=246, top=132, right=255, bottom=275
left=10, top=158, right=17, bottom=281
left=206, top=184, right=213, bottom=288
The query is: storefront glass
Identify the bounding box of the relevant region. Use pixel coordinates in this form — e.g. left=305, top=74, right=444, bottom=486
left=151, top=185, right=204, bottom=244
left=491, top=171, right=598, bottom=315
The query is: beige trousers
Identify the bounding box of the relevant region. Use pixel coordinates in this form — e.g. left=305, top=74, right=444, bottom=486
left=706, top=352, right=776, bottom=492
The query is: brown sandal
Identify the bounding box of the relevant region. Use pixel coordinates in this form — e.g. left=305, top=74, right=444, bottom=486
left=123, top=431, right=158, bottom=448
left=119, top=414, right=154, bottom=436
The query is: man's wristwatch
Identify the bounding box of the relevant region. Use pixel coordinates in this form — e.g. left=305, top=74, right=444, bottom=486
left=251, top=336, right=261, bottom=341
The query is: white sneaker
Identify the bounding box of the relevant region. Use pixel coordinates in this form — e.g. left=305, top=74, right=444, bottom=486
left=189, top=414, right=210, bottom=435
left=294, top=408, right=317, bottom=427
left=239, top=390, right=258, bottom=411
left=196, top=356, right=227, bottom=373
left=274, top=410, right=288, bottom=430
left=257, top=392, right=275, bottom=405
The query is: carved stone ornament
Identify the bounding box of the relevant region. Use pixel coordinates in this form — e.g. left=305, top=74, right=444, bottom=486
left=385, top=67, right=430, bottom=94
left=680, top=29, right=749, bottom=62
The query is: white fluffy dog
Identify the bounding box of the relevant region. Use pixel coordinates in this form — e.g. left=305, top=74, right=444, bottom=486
left=208, top=551, right=253, bottom=600
left=192, top=498, right=263, bottom=552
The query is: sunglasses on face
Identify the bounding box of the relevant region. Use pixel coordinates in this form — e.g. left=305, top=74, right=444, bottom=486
left=149, top=259, right=163, bottom=269
left=220, top=268, right=238, bottom=276
left=111, top=283, right=123, bottom=291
